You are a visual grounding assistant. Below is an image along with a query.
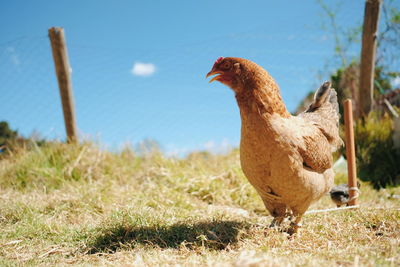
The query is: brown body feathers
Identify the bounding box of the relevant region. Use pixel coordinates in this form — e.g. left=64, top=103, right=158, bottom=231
left=207, top=57, right=342, bottom=234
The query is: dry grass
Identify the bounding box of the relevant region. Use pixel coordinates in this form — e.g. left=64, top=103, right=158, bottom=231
left=0, top=142, right=399, bottom=266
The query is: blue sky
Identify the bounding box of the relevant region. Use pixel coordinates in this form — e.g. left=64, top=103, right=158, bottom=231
left=0, top=0, right=394, bottom=155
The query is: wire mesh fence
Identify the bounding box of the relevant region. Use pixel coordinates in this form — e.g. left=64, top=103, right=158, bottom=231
left=0, top=22, right=362, bottom=155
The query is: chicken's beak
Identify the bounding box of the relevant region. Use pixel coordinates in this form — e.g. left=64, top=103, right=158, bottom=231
left=206, top=70, right=223, bottom=83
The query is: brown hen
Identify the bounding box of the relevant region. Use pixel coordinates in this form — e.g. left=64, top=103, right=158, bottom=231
left=207, top=57, right=342, bottom=234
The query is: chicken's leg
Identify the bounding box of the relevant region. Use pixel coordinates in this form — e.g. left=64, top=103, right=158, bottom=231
left=287, top=214, right=303, bottom=235
left=270, top=217, right=285, bottom=228
left=261, top=198, right=288, bottom=228
left=287, top=205, right=308, bottom=235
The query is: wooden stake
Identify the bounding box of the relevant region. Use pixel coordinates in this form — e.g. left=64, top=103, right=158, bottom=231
left=344, top=99, right=358, bottom=206
left=48, top=27, right=78, bottom=143
left=358, top=0, right=381, bottom=117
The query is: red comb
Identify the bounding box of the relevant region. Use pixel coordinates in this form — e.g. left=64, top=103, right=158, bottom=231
left=215, top=57, right=224, bottom=64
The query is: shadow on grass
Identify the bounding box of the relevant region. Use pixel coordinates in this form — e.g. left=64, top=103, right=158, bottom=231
left=87, top=220, right=251, bottom=253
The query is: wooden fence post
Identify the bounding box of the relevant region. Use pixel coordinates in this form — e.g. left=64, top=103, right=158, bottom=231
left=358, top=0, right=382, bottom=117
left=48, top=27, right=78, bottom=143
left=344, top=99, right=358, bottom=206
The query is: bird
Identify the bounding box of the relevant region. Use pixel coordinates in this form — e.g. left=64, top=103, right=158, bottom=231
left=329, top=182, right=361, bottom=207
left=206, top=57, right=343, bottom=235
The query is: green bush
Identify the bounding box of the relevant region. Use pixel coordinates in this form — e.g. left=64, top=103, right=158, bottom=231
left=0, top=121, right=18, bottom=148
left=355, top=112, right=400, bottom=189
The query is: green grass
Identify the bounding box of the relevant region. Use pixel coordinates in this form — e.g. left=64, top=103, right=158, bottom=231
left=0, top=142, right=399, bottom=266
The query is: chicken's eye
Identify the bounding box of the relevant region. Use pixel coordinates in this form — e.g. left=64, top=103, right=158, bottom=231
left=221, top=62, right=231, bottom=70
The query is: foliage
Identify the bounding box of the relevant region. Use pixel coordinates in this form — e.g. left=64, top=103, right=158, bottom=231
left=316, top=0, right=362, bottom=67
left=379, top=1, right=400, bottom=69
left=354, top=112, right=400, bottom=189
left=320, top=1, right=400, bottom=189
left=328, top=63, right=394, bottom=120
left=0, top=121, right=18, bottom=148
left=315, top=0, right=400, bottom=116
left=295, top=62, right=394, bottom=120
left=317, top=0, right=400, bottom=71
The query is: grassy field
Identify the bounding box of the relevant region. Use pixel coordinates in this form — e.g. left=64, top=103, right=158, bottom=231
left=0, top=142, right=399, bottom=266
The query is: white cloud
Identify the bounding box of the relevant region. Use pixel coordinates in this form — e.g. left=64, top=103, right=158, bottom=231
left=392, top=76, right=400, bottom=88
left=131, top=62, right=156, bottom=77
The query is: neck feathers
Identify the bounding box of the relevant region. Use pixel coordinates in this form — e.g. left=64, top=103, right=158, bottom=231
left=235, top=71, right=290, bottom=118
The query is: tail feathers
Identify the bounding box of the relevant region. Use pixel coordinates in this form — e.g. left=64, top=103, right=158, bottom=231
left=301, top=81, right=343, bottom=150
left=306, top=81, right=338, bottom=113
left=314, top=81, right=331, bottom=107
left=328, top=87, right=339, bottom=114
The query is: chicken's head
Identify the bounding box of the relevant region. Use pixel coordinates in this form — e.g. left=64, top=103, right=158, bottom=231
left=206, top=57, right=244, bottom=93
left=207, top=57, right=291, bottom=117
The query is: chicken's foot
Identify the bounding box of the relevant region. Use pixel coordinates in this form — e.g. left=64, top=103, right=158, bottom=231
left=287, top=214, right=303, bottom=236
left=269, top=217, right=285, bottom=228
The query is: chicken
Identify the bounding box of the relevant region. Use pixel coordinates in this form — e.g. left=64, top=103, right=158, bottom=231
left=329, top=182, right=360, bottom=207
left=206, top=57, right=343, bottom=234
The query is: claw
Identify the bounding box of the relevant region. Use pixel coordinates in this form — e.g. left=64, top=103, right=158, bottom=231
left=287, top=222, right=302, bottom=236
